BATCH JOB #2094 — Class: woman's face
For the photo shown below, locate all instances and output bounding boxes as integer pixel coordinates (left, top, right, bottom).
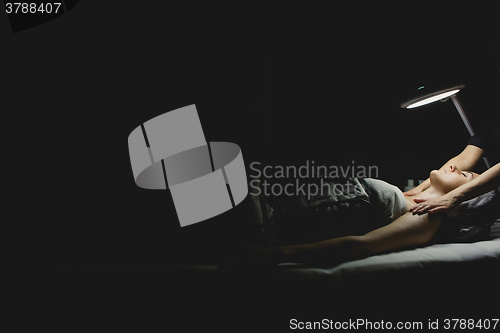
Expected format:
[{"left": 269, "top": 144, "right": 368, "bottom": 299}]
[{"left": 429, "top": 164, "right": 478, "bottom": 193}]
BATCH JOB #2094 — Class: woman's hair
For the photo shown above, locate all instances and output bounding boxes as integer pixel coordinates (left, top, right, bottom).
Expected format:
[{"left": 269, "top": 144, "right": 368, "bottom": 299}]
[{"left": 436, "top": 189, "right": 499, "bottom": 243}]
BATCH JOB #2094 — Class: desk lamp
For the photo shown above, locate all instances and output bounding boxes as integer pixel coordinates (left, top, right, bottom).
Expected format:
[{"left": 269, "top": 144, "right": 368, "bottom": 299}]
[{"left": 400, "top": 84, "right": 491, "bottom": 169}]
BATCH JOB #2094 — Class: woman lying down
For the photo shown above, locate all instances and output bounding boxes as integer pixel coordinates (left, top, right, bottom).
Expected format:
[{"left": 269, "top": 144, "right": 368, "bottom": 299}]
[{"left": 246, "top": 164, "right": 498, "bottom": 265}]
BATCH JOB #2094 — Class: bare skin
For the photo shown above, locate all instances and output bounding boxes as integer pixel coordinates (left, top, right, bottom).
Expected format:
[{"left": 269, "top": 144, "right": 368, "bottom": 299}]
[
  {"left": 246, "top": 164, "right": 479, "bottom": 265},
  {"left": 404, "top": 145, "right": 484, "bottom": 197},
  {"left": 404, "top": 145, "right": 500, "bottom": 215},
  {"left": 411, "top": 163, "right": 499, "bottom": 215}
]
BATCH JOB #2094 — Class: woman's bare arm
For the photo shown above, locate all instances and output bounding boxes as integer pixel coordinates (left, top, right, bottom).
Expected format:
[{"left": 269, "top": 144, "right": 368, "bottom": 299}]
[{"left": 274, "top": 212, "right": 442, "bottom": 263}]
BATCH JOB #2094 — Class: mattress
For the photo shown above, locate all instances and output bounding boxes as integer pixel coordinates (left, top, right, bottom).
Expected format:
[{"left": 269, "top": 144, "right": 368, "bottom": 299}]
[
  {"left": 58, "top": 222, "right": 499, "bottom": 330},
  {"left": 103, "top": 232, "right": 499, "bottom": 325}
]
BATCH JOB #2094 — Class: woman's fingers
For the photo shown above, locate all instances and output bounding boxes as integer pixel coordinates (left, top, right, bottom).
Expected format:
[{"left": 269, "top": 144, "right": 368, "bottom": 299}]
[
  {"left": 411, "top": 202, "right": 431, "bottom": 215},
  {"left": 412, "top": 201, "right": 452, "bottom": 215},
  {"left": 410, "top": 198, "right": 430, "bottom": 214},
  {"left": 414, "top": 208, "right": 431, "bottom": 215},
  {"left": 411, "top": 193, "right": 456, "bottom": 215},
  {"left": 428, "top": 207, "right": 445, "bottom": 214}
]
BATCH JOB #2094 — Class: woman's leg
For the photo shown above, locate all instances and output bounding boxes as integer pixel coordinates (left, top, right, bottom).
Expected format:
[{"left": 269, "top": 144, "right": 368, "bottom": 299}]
[{"left": 253, "top": 212, "right": 442, "bottom": 264}]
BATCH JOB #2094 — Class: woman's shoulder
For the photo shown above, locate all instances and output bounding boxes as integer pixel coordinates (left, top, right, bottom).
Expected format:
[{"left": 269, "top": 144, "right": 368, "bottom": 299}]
[{"left": 363, "top": 178, "right": 402, "bottom": 194}]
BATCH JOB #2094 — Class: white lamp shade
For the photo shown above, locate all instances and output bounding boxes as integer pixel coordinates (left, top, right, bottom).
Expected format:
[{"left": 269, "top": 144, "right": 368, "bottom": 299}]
[{"left": 400, "top": 84, "right": 465, "bottom": 109}]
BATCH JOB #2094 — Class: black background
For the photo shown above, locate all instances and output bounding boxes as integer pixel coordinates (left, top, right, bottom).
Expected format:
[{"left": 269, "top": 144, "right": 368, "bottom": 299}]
[{"left": 3, "top": 2, "right": 499, "bottom": 265}]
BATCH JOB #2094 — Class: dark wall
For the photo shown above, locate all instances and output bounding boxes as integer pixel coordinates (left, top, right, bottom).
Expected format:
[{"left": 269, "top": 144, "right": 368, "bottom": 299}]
[{"left": 3, "top": 3, "right": 498, "bottom": 263}]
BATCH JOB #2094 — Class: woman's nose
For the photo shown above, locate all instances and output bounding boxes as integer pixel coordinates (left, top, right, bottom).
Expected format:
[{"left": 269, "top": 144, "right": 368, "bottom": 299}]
[{"left": 449, "top": 164, "right": 455, "bottom": 172}]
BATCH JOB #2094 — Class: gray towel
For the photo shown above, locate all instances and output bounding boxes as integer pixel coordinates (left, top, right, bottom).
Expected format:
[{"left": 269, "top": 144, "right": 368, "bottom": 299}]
[{"left": 363, "top": 178, "right": 408, "bottom": 224}]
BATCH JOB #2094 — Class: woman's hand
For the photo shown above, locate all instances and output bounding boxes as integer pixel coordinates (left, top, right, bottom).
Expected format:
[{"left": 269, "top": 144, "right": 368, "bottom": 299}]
[{"left": 410, "top": 193, "right": 457, "bottom": 215}]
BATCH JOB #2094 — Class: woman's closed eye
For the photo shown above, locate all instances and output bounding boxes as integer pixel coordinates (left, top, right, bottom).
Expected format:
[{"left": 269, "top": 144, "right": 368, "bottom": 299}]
[{"left": 462, "top": 171, "right": 474, "bottom": 178}]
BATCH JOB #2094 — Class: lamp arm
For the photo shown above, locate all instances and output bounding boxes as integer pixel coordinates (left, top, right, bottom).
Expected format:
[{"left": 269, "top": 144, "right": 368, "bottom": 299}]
[{"left": 451, "top": 95, "right": 475, "bottom": 136}]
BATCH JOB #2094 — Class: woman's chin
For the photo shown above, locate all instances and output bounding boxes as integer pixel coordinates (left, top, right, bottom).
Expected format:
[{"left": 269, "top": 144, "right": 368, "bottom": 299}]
[{"left": 429, "top": 170, "right": 442, "bottom": 188}]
